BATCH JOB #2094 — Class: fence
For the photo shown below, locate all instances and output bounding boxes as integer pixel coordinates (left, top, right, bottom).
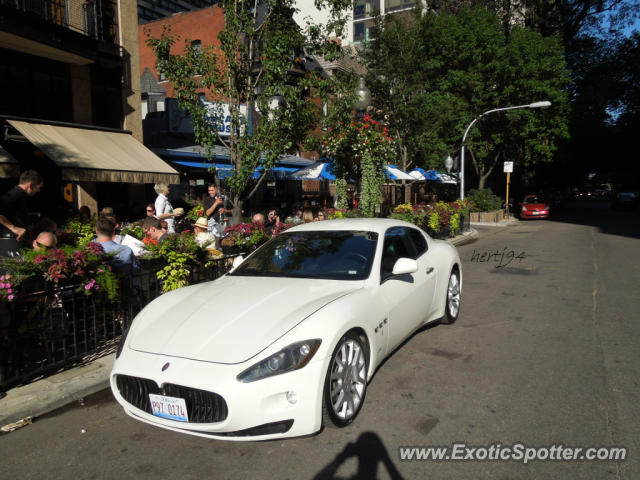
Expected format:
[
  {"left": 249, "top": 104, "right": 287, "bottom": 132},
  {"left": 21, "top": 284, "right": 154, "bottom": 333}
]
[{"left": 0, "top": 256, "right": 237, "bottom": 392}]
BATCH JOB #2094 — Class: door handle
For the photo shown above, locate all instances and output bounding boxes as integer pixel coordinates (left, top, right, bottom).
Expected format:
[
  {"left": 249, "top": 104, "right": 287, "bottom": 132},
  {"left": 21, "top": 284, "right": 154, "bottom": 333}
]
[{"left": 426, "top": 267, "right": 434, "bottom": 274}]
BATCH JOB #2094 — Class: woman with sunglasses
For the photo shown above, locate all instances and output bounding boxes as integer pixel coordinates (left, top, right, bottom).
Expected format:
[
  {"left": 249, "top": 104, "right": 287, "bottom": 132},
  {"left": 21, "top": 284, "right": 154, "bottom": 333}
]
[{"left": 145, "top": 204, "right": 156, "bottom": 217}]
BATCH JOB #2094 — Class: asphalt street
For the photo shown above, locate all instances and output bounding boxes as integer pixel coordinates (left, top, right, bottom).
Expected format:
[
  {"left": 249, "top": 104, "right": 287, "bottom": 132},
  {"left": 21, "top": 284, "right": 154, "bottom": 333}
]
[{"left": 1, "top": 200, "right": 638, "bottom": 480}]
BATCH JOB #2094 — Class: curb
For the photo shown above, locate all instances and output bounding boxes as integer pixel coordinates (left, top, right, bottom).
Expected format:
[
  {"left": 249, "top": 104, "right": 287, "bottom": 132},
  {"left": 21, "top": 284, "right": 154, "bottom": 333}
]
[
  {"left": 470, "top": 218, "right": 520, "bottom": 228},
  {"left": 0, "top": 354, "right": 115, "bottom": 428},
  {"left": 448, "top": 228, "right": 479, "bottom": 247}
]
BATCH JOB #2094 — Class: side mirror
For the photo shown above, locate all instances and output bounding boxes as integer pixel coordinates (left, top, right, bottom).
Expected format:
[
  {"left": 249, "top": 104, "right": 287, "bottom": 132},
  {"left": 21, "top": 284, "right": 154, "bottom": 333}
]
[{"left": 392, "top": 258, "right": 418, "bottom": 276}]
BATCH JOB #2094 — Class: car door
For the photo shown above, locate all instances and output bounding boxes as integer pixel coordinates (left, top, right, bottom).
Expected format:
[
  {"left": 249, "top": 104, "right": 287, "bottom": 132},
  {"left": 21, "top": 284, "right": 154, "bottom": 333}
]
[{"left": 378, "top": 226, "right": 437, "bottom": 350}]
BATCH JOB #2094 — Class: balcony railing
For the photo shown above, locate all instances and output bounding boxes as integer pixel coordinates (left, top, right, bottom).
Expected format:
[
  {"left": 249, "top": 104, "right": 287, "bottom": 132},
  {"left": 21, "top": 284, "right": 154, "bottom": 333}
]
[{"left": 0, "top": 0, "right": 118, "bottom": 43}]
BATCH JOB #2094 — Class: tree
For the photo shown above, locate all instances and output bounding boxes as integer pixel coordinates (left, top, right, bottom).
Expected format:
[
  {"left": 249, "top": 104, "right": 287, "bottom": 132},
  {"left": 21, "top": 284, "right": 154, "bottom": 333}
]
[
  {"left": 362, "top": 6, "right": 570, "bottom": 190},
  {"left": 146, "top": 0, "right": 351, "bottom": 223}
]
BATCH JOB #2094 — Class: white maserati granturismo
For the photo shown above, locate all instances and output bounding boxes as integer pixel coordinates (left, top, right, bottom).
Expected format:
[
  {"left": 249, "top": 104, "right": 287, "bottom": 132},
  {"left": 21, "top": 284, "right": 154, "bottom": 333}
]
[{"left": 110, "top": 218, "right": 462, "bottom": 440}]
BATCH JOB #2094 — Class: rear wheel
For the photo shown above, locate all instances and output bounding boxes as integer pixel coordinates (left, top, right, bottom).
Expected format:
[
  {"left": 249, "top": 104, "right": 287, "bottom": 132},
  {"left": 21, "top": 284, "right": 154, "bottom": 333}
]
[
  {"left": 441, "top": 268, "right": 461, "bottom": 325},
  {"left": 322, "top": 332, "right": 368, "bottom": 428}
]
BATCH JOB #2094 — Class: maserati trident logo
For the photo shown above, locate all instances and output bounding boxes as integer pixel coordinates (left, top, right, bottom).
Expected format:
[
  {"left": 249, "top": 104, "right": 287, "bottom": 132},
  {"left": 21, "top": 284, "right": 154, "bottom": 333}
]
[{"left": 161, "top": 362, "right": 170, "bottom": 372}]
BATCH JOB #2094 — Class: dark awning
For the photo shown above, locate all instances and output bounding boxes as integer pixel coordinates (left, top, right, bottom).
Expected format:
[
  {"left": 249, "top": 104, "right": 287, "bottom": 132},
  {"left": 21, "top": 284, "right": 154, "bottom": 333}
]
[
  {"left": 7, "top": 119, "right": 179, "bottom": 184},
  {"left": 0, "top": 145, "right": 19, "bottom": 177}
]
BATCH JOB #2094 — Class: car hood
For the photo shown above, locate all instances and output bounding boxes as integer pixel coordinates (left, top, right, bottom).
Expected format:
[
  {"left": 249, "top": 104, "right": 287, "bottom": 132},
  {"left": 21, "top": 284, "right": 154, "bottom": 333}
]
[{"left": 128, "top": 275, "right": 361, "bottom": 364}]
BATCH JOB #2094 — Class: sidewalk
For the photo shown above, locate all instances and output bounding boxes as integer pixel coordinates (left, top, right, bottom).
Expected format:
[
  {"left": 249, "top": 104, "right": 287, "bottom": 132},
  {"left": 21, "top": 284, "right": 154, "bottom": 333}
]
[
  {"left": 470, "top": 216, "right": 520, "bottom": 228},
  {"left": 0, "top": 228, "right": 480, "bottom": 430}
]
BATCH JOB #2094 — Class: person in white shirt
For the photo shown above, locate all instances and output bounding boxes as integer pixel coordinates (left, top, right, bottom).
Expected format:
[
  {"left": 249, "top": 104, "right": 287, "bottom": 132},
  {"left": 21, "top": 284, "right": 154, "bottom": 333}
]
[{"left": 154, "top": 183, "right": 182, "bottom": 233}]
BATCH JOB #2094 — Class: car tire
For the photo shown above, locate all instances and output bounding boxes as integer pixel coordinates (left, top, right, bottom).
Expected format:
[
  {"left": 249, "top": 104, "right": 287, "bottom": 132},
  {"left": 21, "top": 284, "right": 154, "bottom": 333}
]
[
  {"left": 322, "top": 332, "right": 368, "bottom": 428},
  {"left": 440, "top": 268, "right": 461, "bottom": 325}
]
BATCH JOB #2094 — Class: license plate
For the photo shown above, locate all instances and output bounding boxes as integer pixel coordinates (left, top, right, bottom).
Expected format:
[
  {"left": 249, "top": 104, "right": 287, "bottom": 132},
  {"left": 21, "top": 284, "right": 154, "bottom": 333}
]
[
  {"left": 532, "top": 211, "right": 540, "bottom": 215},
  {"left": 149, "top": 394, "right": 189, "bottom": 422}
]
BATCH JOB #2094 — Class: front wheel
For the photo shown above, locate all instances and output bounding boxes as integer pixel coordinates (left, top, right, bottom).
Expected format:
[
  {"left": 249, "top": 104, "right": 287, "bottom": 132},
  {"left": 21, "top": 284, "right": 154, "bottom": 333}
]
[
  {"left": 322, "top": 332, "right": 368, "bottom": 428},
  {"left": 440, "top": 268, "right": 461, "bottom": 325}
]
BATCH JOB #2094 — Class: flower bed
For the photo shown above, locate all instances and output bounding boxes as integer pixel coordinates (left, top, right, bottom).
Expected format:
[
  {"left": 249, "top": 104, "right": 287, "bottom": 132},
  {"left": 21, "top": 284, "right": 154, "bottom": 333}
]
[{"left": 388, "top": 200, "right": 471, "bottom": 238}]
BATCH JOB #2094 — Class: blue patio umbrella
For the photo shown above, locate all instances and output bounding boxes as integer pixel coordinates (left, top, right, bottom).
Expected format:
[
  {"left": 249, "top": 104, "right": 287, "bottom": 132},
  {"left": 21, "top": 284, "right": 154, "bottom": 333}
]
[
  {"left": 385, "top": 164, "right": 415, "bottom": 181},
  {"left": 173, "top": 160, "right": 234, "bottom": 178},
  {"left": 408, "top": 168, "right": 441, "bottom": 181},
  {"left": 290, "top": 160, "right": 336, "bottom": 180}
]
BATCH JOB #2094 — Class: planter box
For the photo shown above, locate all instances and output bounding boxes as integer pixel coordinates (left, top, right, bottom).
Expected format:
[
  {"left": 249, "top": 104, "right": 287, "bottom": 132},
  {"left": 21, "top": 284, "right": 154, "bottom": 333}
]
[{"left": 470, "top": 209, "right": 504, "bottom": 223}]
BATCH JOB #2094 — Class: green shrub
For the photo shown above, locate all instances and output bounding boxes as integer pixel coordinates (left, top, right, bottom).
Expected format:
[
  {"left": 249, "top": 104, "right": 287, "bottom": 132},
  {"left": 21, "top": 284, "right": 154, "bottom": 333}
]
[{"left": 467, "top": 188, "right": 502, "bottom": 212}]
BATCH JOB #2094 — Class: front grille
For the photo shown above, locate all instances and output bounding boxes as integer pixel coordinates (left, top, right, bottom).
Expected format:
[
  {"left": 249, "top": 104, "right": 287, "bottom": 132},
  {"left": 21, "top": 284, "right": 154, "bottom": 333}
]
[{"left": 115, "top": 374, "right": 228, "bottom": 423}]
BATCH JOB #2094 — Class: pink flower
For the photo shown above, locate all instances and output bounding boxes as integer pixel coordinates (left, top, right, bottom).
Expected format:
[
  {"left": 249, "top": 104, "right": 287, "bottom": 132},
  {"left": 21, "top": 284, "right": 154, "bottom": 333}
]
[{"left": 7, "top": 295, "right": 14, "bottom": 301}]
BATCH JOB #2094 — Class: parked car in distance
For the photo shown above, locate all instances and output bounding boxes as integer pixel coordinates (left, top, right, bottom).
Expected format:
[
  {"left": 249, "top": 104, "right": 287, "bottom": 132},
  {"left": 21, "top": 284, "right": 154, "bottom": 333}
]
[
  {"left": 110, "top": 218, "right": 462, "bottom": 441},
  {"left": 519, "top": 195, "right": 551, "bottom": 219},
  {"left": 612, "top": 192, "right": 638, "bottom": 210}
]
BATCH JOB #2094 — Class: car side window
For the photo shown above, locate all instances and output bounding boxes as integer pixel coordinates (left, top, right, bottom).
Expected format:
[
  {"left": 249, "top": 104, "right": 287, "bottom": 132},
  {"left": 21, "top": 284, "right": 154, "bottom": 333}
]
[
  {"left": 407, "top": 228, "right": 428, "bottom": 256},
  {"left": 381, "top": 227, "right": 414, "bottom": 281}
]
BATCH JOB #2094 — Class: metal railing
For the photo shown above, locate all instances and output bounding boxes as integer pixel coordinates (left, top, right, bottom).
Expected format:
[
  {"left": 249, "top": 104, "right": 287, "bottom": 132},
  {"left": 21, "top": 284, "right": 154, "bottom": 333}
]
[
  {"left": 0, "top": 0, "right": 118, "bottom": 43},
  {"left": 0, "top": 256, "right": 238, "bottom": 392}
]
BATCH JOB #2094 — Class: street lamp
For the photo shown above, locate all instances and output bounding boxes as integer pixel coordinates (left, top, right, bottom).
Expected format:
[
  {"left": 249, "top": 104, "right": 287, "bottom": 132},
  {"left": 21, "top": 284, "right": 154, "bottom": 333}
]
[
  {"left": 445, "top": 155, "right": 453, "bottom": 173},
  {"left": 354, "top": 75, "right": 371, "bottom": 117},
  {"left": 459, "top": 101, "right": 551, "bottom": 200}
]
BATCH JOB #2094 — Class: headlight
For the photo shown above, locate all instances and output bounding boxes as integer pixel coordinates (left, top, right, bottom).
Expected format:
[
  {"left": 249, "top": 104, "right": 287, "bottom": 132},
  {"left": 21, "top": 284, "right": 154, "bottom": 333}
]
[
  {"left": 237, "top": 339, "right": 321, "bottom": 383},
  {"left": 521, "top": 206, "right": 527, "bottom": 212}
]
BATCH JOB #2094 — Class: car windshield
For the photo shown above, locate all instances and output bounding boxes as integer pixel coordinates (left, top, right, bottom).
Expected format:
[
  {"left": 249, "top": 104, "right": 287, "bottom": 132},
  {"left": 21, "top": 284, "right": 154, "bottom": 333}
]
[
  {"left": 229, "top": 230, "right": 378, "bottom": 280},
  {"left": 524, "top": 196, "right": 546, "bottom": 204}
]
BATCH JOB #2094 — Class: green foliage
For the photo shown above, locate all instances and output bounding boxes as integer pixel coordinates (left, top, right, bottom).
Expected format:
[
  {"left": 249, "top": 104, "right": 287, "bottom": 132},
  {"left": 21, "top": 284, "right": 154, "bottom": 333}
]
[
  {"left": 120, "top": 224, "right": 144, "bottom": 240},
  {"left": 323, "top": 115, "right": 396, "bottom": 217},
  {"left": 146, "top": 234, "right": 199, "bottom": 293},
  {"left": 0, "top": 241, "right": 119, "bottom": 301},
  {"left": 388, "top": 200, "right": 470, "bottom": 237},
  {"left": 362, "top": 5, "right": 570, "bottom": 189},
  {"left": 334, "top": 178, "right": 349, "bottom": 211},
  {"left": 65, "top": 219, "right": 95, "bottom": 246},
  {"left": 467, "top": 188, "right": 503, "bottom": 212},
  {"left": 389, "top": 203, "right": 418, "bottom": 224},
  {"left": 146, "top": 0, "right": 353, "bottom": 224}
]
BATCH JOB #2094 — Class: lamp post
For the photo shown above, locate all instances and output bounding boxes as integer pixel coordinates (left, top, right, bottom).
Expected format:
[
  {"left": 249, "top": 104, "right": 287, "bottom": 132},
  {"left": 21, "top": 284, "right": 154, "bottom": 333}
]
[
  {"left": 445, "top": 155, "right": 453, "bottom": 173},
  {"left": 354, "top": 75, "right": 371, "bottom": 118},
  {"left": 459, "top": 101, "right": 551, "bottom": 200}
]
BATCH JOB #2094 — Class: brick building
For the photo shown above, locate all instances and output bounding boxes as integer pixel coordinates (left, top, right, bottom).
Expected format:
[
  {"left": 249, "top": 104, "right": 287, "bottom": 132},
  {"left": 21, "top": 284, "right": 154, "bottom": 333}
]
[{"left": 137, "top": 5, "right": 333, "bottom": 213}]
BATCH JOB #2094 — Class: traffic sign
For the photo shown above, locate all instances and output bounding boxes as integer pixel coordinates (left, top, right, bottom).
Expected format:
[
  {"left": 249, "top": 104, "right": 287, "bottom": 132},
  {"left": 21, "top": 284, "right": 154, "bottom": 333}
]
[{"left": 504, "top": 161, "right": 514, "bottom": 173}]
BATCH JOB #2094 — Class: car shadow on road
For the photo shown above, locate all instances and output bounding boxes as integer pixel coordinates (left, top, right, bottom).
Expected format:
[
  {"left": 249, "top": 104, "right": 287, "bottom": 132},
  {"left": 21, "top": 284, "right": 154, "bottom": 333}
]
[{"left": 313, "top": 431, "right": 404, "bottom": 480}]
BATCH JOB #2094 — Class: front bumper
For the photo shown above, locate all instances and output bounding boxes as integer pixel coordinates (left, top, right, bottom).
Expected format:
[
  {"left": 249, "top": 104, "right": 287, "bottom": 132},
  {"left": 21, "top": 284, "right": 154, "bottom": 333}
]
[
  {"left": 110, "top": 348, "right": 328, "bottom": 441},
  {"left": 520, "top": 210, "right": 550, "bottom": 219}
]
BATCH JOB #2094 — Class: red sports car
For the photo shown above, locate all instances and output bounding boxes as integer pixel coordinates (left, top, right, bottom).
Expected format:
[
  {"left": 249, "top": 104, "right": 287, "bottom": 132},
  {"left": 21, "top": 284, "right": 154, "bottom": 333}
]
[{"left": 519, "top": 195, "right": 551, "bottom": 219}]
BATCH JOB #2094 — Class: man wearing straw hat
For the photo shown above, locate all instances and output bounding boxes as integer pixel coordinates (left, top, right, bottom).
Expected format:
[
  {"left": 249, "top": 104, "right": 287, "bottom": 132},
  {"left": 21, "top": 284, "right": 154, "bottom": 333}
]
[{"left": 192, "top": 217, "right": 216, "bottom": 248}]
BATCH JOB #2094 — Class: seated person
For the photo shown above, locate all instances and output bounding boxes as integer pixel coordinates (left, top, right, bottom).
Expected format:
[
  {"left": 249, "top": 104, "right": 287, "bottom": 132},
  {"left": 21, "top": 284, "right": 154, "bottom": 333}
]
[
  {"left": 32, "top": 231, "right": 57, "bottom": 252},
  {"left": 142, "top": 217, "right": 169, "bottom": 244},
  {"left": 252, "top": 212, "right": 265, "bottom": 225},
  {"left": 96, "top": 217, "right": 139, "bottom": 276},
  {"left": 192, "top": 217, "right": 216, "bottom": 248},
  {"left": 264, "top": 209, "right": 282, "bottom": 235}
]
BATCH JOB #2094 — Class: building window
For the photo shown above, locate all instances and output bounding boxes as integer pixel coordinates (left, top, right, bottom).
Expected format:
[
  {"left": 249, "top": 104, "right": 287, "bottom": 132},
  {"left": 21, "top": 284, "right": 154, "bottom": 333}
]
[
  {"left": 191, "top": 40, "right": 202, "bottom": 53},
  {"left": 353, "top": 0, "right": 380, "bottom": 20},
  {"left": 353, "top": 20, "right": 376, "bottom": 43},
  {"left": 385, "top": 0, "right": 416, "bottom": 13}
]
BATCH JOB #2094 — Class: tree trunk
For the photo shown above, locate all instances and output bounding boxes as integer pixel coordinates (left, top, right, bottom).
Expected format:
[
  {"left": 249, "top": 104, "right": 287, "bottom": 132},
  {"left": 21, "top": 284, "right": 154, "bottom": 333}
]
[{"left": 230, "top": 196, "right": 244, "bottom": 225}]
